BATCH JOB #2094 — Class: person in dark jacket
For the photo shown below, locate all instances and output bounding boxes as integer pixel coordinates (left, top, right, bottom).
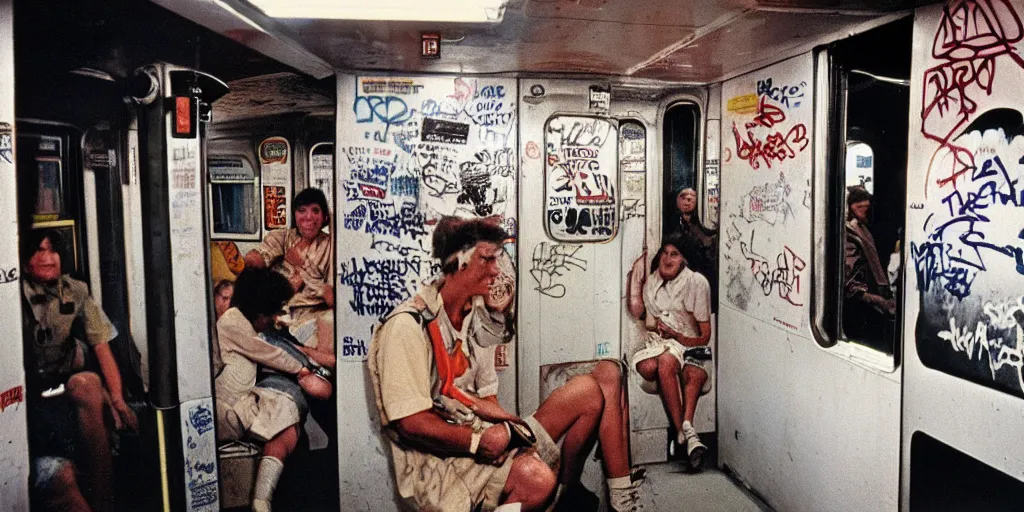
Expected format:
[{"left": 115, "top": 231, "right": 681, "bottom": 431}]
[
  {"left": 673, "top": 188, "right": 718, "bottom": 313},
  {"left": 843, "top": 186, "right": 895, "bottom": 351}
]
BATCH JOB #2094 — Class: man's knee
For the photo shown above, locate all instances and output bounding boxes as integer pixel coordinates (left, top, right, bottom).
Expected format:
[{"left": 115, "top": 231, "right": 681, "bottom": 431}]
[
  {"left": 569, "top": 375, "right": 605, "bottom": 417},
  {"left": 507, "top": 455, "right": 557, "bottom": 505},
  {"left": 66, "top": 372, "right": 104, "bottom": 409},
  {"left": 591, "top": 361, "right": 622, "bottom": 395}
]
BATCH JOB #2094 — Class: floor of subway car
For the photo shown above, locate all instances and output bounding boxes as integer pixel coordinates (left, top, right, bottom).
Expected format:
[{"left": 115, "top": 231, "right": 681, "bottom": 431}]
[{"left": 636, "top": 463, "right": 772, "bottom": 511}]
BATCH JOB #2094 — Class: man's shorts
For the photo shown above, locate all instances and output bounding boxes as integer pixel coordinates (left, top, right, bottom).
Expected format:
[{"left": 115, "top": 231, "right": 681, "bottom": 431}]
[{"left": 393, "top": 414, "right": 559, "bottom": 512}]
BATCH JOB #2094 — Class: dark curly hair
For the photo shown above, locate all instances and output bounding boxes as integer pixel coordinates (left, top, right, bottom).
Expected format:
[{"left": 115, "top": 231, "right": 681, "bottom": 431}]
[
  {"left": 22, "top": 229, "right": 69, "bottom": 272},
  {"left": 231, "top": 268, "right": 294, "bottom": 322},
  {"left": 293, "top": 187, "right": 331, "bottom": 229},
  {"left": 432, "top": 216, "right": 508, "bottom": 275}
]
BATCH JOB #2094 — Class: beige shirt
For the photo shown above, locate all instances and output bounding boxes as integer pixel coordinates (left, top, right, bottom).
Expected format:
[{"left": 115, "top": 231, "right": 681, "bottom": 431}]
[
  {"left": 214, "top": 307, "right": 304, "bottom": 408},
  {"left": 23, "top": 276, "right": 117, "bottom": 377},
  {"left": 254, "top": 228, "right": 333, "bottom": 317}
]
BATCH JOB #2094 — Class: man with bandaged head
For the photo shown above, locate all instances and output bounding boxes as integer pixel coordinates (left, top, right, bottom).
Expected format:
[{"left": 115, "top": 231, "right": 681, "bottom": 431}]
[{"left": 368, "top": 216, "right": 646, "bottom": 512}]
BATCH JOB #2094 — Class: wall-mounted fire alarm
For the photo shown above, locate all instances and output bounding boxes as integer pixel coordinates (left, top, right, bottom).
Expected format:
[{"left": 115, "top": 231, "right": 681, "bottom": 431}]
[{"left": 421, "top": 33, "right": 441, "bottom": 59}]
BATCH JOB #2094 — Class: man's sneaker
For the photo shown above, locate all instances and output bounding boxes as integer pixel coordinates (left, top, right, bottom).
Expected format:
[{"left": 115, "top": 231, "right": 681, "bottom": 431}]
[
  {"left": 682, "top": 423, "right": 707, "bottom": 470},
  {"left": 630, "top": 466, "right": 647, "bottom": 485},
  {"left": 553, "top": 482, "right": 599, "bottom": 512},
  {"left": 608, "top": 477, "right": 644, "bottom": 512}
]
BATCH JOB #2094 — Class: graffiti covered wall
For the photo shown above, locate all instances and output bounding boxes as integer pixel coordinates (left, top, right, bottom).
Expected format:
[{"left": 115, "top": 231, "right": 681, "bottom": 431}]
[
  {"left": 719, "top": 56, "right": 813, "bottom": 331},
  {"left": 335, "top": 75, "right": 519, "bottom": 509},
  {"left": 908, "top": 0, "right": 1024, "bottom": 398}
]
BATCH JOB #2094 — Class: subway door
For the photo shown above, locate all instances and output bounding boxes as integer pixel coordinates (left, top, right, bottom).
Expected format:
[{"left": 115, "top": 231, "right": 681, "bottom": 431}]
[
  {"left": 518, "top": 80, "right": 622, "bottom": 495},
  {"left": 335, "top": 74, "right": 520, "bottom": 510},
  {"left": 625, "top": 89, "right": 719, "bottom": 465},
  {"left": 0, "top": 0, "right": 28, "bottom": 506},
  {"left": 902, "top": 2, "right": 1024, "bottom": 509},
  {"left": 135, "top": 63, "right": 228, "bottom": 512}
]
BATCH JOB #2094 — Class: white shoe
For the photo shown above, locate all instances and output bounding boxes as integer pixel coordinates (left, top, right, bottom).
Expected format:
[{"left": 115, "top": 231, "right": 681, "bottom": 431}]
[
  {"left": 682, "top": 423, "right": 707, "bottom": 470},
  {"left": 608, "top": 475, "right": 644, "bottom": 512},
  {"left": 252, "top": 499, "right": 272, "bottom": 512}
]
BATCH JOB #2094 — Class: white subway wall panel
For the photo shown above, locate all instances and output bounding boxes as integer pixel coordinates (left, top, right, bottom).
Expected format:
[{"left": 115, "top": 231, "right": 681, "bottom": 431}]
[
  {"left": 717, "top": 53, "right": 900, "bottom": 511},
  {"left": 335, "top": 73, "right": 520, "bottom": 510},
  {"left": 901, "top": 2, "right": 1024, "bottom": 506},
  {"left": 0, "top": 0, "right": 28, "bottom": 507}
]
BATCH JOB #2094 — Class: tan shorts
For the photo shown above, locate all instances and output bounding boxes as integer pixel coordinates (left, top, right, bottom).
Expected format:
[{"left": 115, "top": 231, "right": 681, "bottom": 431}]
[{"left": 392, "top": 414, "right": 560, "bottom": 512}]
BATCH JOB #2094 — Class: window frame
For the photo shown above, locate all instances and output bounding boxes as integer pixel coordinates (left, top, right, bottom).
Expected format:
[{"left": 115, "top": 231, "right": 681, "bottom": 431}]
[
  {"left": 810, "top": 46, "right": 902, "bottom": 373},
  {"left": 542, "top": 113, "right": 620, "bottom": 243},
  {"left": 308, "top": 142, "right": 335, "bottom": 215},
  {"left": 207, "top": 153, "right": 261, "bottom": 241}
]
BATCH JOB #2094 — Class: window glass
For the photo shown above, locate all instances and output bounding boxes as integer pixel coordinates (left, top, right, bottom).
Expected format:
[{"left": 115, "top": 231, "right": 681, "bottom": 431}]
[
  {"left": 309, "top": 142, "right": 334, "bottom": 215},
  {"left": 544, "top": 115, "right": 618, "bottom": 242},
  {"left": 814, "top": 18, "right": 910, "bottom": 359},
  {"left": 845, "top": 141, "right": 874, "bottom": 193},
  {"left": 35, "top": 157, "right": 63, "bottom": 218},
  {"left": 619, "top": 121, "right": 646, "bottom": 223},
  {"left": 662, "top": 103, "right": 700, "bottom": 239},
  {"left": 209, "top": 156, "right": 259, "bottom": 238}
]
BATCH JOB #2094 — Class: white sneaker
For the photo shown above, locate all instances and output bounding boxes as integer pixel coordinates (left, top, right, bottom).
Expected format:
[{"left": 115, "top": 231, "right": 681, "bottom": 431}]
[
  {"left": 682, "top": 423, "right": 707, "bottom": 470},
  {"left": 608, "top": 474, "right": 645, "bottom": 512}
]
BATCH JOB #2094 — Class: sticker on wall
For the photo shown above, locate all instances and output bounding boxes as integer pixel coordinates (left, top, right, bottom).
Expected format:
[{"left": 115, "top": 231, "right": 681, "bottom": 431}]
[
  {"left": 181, "top": 397, "right": 219, "bottom": 511},
  {"left": 495, "top": 344, "right": 509, "bottom": 370},
  {"left": 619, "top": 121, "right": 646, "bottom": 172},
  {"left": 589, "top": 85, "right": 611, "bottom": 114},
  {"left": 0, "top": 122, "right": 13, "bottom": 165},
  {"left": 259, "top": 136, "right": 291, "bottom": 230},
  {"left": 726, "top": 94, "right": 758, "bottom": 114},
  {"left": 422, "top": 118, "right": 470, "bottom": 145},
  {"left": 263, "top": 186, "right": 287, "bottom": 229}
]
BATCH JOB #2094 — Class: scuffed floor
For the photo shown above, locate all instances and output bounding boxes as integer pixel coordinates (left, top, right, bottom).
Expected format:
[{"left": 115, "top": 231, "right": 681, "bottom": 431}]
[{"left": 632, "top": 464, "right": 772, "bottom": 511}]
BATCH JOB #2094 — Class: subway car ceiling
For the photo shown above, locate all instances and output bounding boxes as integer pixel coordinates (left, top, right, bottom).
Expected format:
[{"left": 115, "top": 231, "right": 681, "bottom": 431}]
[
  {"left": 154, "top": 0, "right": 918, "bottom": 82},
  {"left": 14, "top": 0, "right": 303, "bottom": 126}
]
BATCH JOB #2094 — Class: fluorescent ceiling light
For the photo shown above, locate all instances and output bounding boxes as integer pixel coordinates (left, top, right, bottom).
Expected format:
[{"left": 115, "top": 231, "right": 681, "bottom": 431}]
[{"left": 247, "top": 0, "right": 507, "bottom": 23}]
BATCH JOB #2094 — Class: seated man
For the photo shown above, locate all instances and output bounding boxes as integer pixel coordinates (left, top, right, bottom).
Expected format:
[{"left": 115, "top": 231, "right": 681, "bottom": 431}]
[
  {"left": 21, "top": 230, "right": 138, "bottom": 512},
  {"left": 843, "top": 186, "right": 896, "bottom": 351},
  {"left": 244, "top": 188, "right": 335, "bottom": 368},
  {"left": 215, "top": 268, "right": 332, "bottom": 512},
  {"left": 369, "top": 216, "right": 644, "bottom": 512}
]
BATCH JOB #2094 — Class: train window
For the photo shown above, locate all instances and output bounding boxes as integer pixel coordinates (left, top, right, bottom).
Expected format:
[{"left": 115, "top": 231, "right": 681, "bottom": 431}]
[
  {"left": 813, "top": 18, "right": 911, "bottom": 359},
  {"left": 662, "top": 103, "right": 701, "bottom": 239},
  {"left": 845, "top": 141, "right": 874, "bottom": 193},
  {"left": 209, "top": 155, "right": 260, "bottom": 239},
  {"left": 544, "top": 115, "right": 619, "bottom": 242},
  {"left": 309, "top": 142, "right": 334, "bottom": 215},
  {"left": 619, "top": 120, "right": 646, "bottom": 223}
]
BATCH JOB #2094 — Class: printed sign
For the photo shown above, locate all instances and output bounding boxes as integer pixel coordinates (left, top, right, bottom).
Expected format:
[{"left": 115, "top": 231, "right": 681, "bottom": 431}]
[
  {"left": 263, "top": 186, "right": 287, "bottom": 229},
  {"left": 727, "top": 94, "right": 758, "bottom": 114},
  {"left": 421, "top": 118, "right": 469, "bottom": 145},
  {"left": 589, "top": 85, "right": 611, "bottom": 113},
  {"left": 259, "top": 137, "right": 289, "bottom": 164},
  {"left": 259, "top": 136, "right": 291, "bottom": 230}
]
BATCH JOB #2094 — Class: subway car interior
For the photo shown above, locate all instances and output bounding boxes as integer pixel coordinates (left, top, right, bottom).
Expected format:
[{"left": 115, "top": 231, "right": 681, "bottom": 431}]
[{"left": 0, "top": 0, "right": 1021, "bottom": 511}]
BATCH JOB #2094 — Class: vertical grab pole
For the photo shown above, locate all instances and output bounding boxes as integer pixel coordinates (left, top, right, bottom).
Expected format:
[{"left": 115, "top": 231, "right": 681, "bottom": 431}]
[{"left": 135, "top": 64, "right": 228, "bottom": 512}]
